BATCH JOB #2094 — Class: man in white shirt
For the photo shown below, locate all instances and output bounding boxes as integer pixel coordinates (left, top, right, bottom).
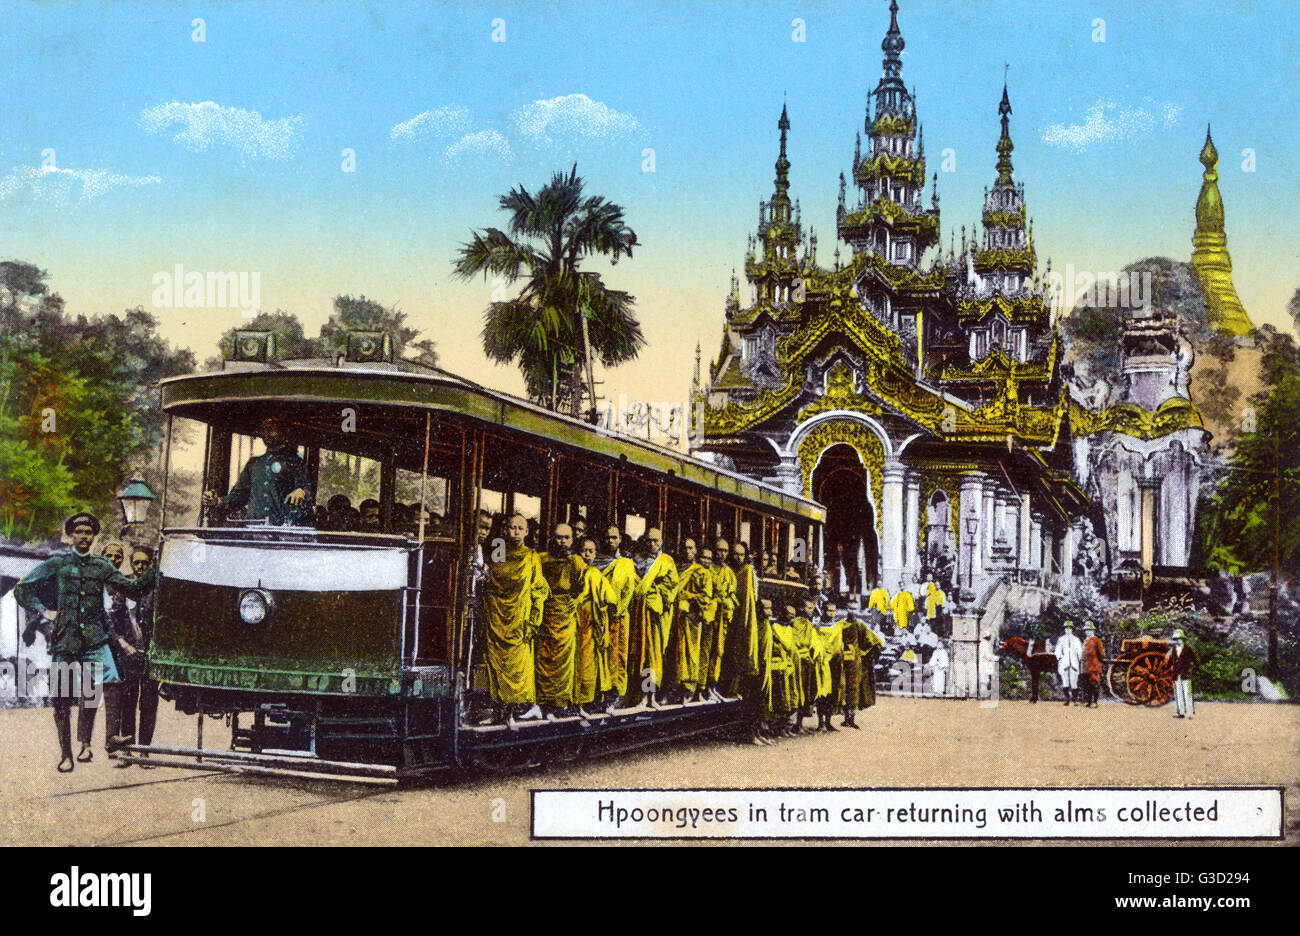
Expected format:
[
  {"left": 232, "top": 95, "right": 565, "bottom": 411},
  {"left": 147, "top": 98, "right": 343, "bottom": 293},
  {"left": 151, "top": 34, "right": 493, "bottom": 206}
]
[{"left": 1054, "top": 620, "right": 1084, "bottom": 706}]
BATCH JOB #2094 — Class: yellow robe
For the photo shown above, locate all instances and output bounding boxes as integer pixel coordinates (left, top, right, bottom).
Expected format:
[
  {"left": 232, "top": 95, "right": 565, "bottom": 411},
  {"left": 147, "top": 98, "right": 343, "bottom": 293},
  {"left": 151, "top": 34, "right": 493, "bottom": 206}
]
[
  {"left": 628, "top": 552, "right": 678, "bottom": 699},
  {"left": 536, "top": 553, "right": 587, "bottom": 708},
  {"left": 483, "top": 545, "right": 548, "bottom": 704},
  {"left": 768, "top": 622, "right": 799, "bottom": 716},
  {"left": 708, "top": 564, "right": 737, "bottom": 685},
  {"left": 574, "top": 565, "right": 616, "bottom": 706},
  {"left": 667, "top": 563, "right": 714, "bottom": 692},
  {"left": 790, "top": 616, "right": 818, "bottom": 705},
  {"left": 721, "top": 563, "right": 760, "bottom": 695},
  {"left": 891, "top": 590, "right": 915, "bottom": 630},
  {"left": 925, "top": 587, "right": 945, "bottom": 620},
  {"left": 600, "top": 556, "right": 639, "bottom": 695},
  {"left": 813, "top": 621, "right": 843, "bottom": 702},
  {"left": 860, "top": 625, "right": 884, "bottom": 708},
  {"left": 868, "top": 588, "right": 890, "bottom": 613}
]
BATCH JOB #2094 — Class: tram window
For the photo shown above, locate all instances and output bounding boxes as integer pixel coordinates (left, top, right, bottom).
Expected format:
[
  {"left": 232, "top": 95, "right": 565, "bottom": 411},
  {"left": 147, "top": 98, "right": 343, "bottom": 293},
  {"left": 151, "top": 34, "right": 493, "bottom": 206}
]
[
  {"left": 554, "top": 455, "right": 611, "bottom": 539},
  {"left": 315, "top": 451, "right": 383, "bottom": 531},
  {"left": 159, "top": 417, "right": 208, "bottom": 527},
  {"left": 616, "top": 471, "right": 659, "bottom": 548},
  {"left": 739, "top": 510, "right": 765, "bottom": 572},
  {"left": 394, "top": 468, "right": 451, "bottom": 538},
  {"left": 706, "top": 498, "right": 736, "bottom": 546},
  {"left": 665, "top": 488, "right": 700, "bottom": 557},
  {"left": 624, "top": 514, "right": 647, "bottom": 542},
  {"left": 480, "top": 488, "right": 507, "bottom": 515},
  {"left": 515, "top": 494, "right": 542, "bottom": 520}
]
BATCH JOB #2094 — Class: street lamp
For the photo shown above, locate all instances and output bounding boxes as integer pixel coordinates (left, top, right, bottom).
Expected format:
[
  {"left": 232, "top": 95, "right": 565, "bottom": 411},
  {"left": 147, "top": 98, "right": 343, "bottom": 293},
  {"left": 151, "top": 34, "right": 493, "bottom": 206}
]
[{"left": 117, "top": 478, "right": 158, "bottom": 526}]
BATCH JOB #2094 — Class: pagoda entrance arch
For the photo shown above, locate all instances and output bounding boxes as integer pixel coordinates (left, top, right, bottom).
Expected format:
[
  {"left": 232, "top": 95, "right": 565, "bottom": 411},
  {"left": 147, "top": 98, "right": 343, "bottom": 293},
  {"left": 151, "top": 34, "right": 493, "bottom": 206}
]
[{"left": 798, "top": 420, "right": 886, "bottom": 596}]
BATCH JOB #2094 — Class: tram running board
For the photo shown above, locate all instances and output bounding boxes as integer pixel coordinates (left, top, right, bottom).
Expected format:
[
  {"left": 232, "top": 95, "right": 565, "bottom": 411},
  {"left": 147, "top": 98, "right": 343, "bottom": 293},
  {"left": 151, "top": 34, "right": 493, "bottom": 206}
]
[{"left": 111, "top": 743, "right": 400, "bottom": 784}]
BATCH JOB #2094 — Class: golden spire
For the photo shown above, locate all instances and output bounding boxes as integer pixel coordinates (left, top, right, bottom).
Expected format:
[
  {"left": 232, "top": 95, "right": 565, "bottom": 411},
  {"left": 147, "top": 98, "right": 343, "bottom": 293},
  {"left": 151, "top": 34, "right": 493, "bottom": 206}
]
[{"left": 1191, "top": 125, "right": 1252, "bottom": 337}]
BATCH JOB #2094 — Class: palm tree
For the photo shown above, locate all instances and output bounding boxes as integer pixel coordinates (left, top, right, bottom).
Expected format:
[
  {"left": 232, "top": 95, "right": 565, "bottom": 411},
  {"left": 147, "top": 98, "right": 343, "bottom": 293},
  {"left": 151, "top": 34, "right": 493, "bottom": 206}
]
[{"left": 453, "top": 165, "right": 644, "bottom": 416}]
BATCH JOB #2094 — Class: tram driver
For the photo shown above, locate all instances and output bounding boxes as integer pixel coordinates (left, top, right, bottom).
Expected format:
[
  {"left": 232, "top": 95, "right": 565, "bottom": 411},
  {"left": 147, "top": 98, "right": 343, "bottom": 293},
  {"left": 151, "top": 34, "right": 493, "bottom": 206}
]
[{"left": 202, "top": 417, "right": 314, "bottom": 526}]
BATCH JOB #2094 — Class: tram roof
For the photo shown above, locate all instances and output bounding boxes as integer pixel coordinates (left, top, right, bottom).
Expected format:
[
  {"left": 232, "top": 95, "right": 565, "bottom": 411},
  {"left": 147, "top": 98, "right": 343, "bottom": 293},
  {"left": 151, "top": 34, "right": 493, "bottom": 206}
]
[{"left": 159, "top": 358, "right": 826, "bottom": 522}]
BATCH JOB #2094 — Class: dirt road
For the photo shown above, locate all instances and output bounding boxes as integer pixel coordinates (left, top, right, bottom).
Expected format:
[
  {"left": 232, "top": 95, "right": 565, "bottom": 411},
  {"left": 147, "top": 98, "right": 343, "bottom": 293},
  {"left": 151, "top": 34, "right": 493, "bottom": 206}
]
[{"left": 1, "top": 697, "right": 1294, "bottom": 845}]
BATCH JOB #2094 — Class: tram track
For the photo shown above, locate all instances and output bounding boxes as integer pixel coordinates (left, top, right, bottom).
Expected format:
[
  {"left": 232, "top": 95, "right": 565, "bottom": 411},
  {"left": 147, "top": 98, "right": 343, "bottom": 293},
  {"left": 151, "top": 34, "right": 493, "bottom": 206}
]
[{"left": 96, "top": 780, "right": 394, "bottom": 847}]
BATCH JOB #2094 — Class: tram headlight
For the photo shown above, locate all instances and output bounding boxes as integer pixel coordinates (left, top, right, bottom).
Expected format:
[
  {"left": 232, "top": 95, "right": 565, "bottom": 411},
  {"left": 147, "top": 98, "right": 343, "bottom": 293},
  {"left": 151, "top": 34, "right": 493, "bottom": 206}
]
[{"left": 238, "top": 589, "right": 273, "bottom": 624}]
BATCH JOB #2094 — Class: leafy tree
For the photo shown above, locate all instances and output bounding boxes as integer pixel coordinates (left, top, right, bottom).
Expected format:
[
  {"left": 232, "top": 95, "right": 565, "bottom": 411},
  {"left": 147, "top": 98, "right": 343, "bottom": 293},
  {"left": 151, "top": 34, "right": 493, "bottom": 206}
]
[
  {"left": 1288, "top": 284, "right": 1300, "bottom": 333},
  {"left": 0, "top": 263, "right": 195, "bottom": 543},
  {"left": 452, "top": 165, "right": 644, "bottom": 415},
  {"left": 1194, "top": 326, "right": 1300, "bottom": 577}
]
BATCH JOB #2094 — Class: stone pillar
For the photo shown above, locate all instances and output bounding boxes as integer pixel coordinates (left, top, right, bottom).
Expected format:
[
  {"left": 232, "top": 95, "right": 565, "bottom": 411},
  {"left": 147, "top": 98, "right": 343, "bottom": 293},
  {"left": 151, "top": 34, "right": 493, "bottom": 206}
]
[
  {"left": 1139, "top": 478, "right": 1159, "bottom": 573},
  {"left": 1019, "top": 491, "right": 1032, "bottom": 569},
  {"left": 881, "top": 461, "right": 906, "bottom": 587},
  {"left": 818, "top": 525, "right": 825, "bottom": 579},
  {"left": 960, "top": 473, "right": 985, "bottom": 585},
  {"left": 904, "top": 470, "right": 921, "bottom": 580},
  {"left": 981, "top": 478, "right": 997, "bottom": 568},
  {"left": 1030, "top": 516, "right": 1043, "bottom": 570},
  {"left": 1063, "top": 521, "right": 1078, "bottom": 582}
]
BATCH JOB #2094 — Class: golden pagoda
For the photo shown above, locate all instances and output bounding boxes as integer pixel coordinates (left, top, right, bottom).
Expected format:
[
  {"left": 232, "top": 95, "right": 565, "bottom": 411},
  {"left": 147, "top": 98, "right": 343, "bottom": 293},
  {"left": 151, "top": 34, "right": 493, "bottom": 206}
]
[{"left": 1190, "top": 126, "right": 1253, "bottom": 337}]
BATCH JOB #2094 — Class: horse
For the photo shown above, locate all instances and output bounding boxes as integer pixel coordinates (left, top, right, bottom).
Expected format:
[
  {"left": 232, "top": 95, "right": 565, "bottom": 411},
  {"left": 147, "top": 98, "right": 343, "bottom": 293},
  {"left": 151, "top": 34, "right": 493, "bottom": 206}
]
[{"left": 994, "top": 636, "right": 1058, "bottom": 703}]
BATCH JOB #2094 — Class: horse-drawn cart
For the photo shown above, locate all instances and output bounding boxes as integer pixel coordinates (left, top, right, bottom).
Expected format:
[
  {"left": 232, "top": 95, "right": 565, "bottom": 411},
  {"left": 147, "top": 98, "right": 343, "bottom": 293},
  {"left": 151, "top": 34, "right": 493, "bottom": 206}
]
[{"left": 1105, "top": 637, "right": 1175, "bottom": 706}]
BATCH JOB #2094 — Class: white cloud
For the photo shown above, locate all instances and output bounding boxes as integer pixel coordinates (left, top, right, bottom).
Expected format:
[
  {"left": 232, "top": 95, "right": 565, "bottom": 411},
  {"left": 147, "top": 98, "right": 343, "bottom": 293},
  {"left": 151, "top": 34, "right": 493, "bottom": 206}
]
[
  {"left": 0, "top": 164, "right": 162, "bottom": 202},
  {"left": 511, "top": 94, "right": 639, "bottom": 145},
  {"left": 139, "top": 101, "right": 305, "bottom": 160},
  {"left": 443, "top": 129, "right": 513, "bottom": 165},
  {"left": 390, "top": 105, "right": 473, "bottom": 142},
  {"left": 1041, "top": 97, "right": 1183, "bottom": 153}
]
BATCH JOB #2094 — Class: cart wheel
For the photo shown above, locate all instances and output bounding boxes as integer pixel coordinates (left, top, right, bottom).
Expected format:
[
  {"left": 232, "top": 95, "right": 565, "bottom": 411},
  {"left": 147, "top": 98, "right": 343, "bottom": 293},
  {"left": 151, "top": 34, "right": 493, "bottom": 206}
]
[
  {"left": 1127, "top": 652, "right": 1172, "bottom": 706},
  {"left": 1106, "top": 662, "right": 1137, "bottom": 704}
]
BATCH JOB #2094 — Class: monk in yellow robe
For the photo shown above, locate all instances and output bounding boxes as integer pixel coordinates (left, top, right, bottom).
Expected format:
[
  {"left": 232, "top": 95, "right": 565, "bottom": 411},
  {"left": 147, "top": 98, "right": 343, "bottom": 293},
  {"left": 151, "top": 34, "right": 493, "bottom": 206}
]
[
  {"left": 483, "top": 513, "right": 549, "bottom": 724},
  {"left": 719, "top": 542, "right": 759, "bottom": 700},
  {"left": 537, "top": 524, "right": 588, "bottom": 715},
  {"left": 813, "top": 602, "right": 844, "bottom": 731},
  {"left": 839, "top": 613, "right": 867, "bottom": 728},
  {"left": 706, "top": 538, "right": 737, "bottom": 698},
  {"left": 573, "top": 537, "right": 617, "bottom": 716},
  {"left": 890, "top": 580, "right": 915, "bottom": 631},
  {"left": 789, "top": 600, "right": 819, "bottom": 731},
  {"left": 859, "top": 620, "right": 885, "bottom": 711},
  {"left": 599, "top": 526, "right": 639, "bottom": 712},
  {"left": 747, "top": 598, "right": 777, "bottom": 744},
  {"left": 626, "top": 528, "right": 678, "bottom": 708},
  {"left": 667, "top": 543, "right": 715, "bottom": 702},
  {"left": 925, "top": 581, "right": 945, "bottom": 622},
  {"left": 769, "top": 605, "right": 802, "bottom": 736},
  {"left": 868, "top": 583, "right": 891, "bottom": 633}
]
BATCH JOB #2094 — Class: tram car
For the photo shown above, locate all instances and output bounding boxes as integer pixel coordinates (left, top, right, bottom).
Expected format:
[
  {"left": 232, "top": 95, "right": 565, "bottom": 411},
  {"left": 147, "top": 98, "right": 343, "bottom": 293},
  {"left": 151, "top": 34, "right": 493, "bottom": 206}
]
[{"left": 118, "top": 332, "right": 825, "bottom": 782}]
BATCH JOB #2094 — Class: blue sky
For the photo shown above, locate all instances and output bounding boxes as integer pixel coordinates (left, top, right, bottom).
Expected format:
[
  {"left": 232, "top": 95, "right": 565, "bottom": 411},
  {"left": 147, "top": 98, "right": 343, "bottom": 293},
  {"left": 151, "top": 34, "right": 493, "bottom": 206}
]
[{"left": 2, "top": 0, "right": 1297, "bottom": 409}]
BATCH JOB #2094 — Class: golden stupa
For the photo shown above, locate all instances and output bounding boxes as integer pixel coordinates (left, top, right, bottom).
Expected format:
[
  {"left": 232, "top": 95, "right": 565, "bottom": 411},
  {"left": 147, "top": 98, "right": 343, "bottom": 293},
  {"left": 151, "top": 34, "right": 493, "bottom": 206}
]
[{"left": 1190, "top": 126, "right": 1253, "bottom": 337}]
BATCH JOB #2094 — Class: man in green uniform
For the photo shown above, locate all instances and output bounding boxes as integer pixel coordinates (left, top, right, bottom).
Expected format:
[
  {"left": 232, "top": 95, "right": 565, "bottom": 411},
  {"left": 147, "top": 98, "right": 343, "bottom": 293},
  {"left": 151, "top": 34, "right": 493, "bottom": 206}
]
[
  {"left": 202, "top": 417, "right": 313, "bottom": 526},
  {"left": 15, "top": 513, "right": 158, "bottom": 772}
]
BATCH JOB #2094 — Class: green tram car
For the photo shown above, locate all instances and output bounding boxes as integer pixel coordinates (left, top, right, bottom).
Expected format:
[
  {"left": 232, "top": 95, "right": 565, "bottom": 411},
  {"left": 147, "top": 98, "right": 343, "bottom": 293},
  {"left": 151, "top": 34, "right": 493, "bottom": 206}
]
[{"left": 123, "top": 340, "right": 825, "bottom": 782}]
